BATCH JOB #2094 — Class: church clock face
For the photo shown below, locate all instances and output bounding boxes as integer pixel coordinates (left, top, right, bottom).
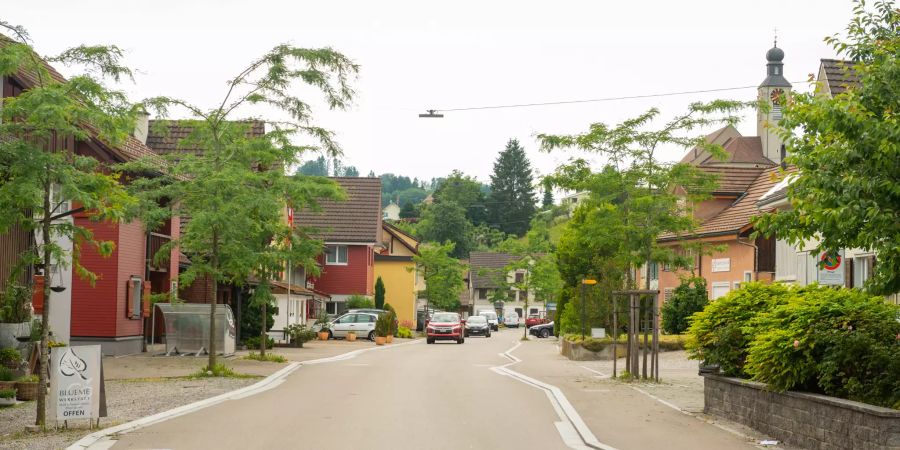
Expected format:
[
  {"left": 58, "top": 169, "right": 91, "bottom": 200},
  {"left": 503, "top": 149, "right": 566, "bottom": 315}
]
[{"left": 770, "top": 88, "right": 785, "bottom": 103}]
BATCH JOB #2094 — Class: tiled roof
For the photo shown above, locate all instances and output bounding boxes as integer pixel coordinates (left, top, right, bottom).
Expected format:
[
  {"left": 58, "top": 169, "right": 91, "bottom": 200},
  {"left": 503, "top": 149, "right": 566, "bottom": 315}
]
[
  {"left": 680, "top": 126, "right": 740, "bottom": 164},
  {"left": 146, "top": 120, "right": 266, "bottom": 155},
  {"left": 661, "top": 166, "right": 784, "bottom": 241},
  {"left": 382, "top": 222, "right": 419, "bottom": 254},
  {"left": 698, "top": 166, "right": 769, "bottom": 194},
  {"left": 0, "top": 35, "right": 161, "bottom": 165},
  {"left": 820, "top": 59, "right": 860, "bottom": 96},
  {"left": 469, "top": 252, "right": 517, "bottom": 288},
  {"left": 295, "top": 177, "right": 382, "bottom": 244},
  {"left": 695, "top": 137, "right": 775, "bottom": 167}
]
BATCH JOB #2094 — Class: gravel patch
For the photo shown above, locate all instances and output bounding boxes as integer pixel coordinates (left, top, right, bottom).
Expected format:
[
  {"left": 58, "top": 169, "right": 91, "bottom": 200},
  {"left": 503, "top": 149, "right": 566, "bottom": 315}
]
[{"left": 0, "top": 376, "right": 257, "bottom": 450}]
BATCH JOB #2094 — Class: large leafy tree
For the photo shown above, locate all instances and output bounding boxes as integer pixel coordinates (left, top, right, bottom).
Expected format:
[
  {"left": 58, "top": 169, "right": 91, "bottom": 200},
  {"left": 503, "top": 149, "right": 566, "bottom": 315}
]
[
  {"left": 412, "top": 242, "right": 465, "bottom": 312},
  {"left": 433, "top": 170, "right": 488, "bottom": 224},
  {"left": 753, "top": 0, "right": 900, "bottom": 294},
  {"left": 417, "top": 201, "right": 472, "bottom": 258},
  {"left": 127, "top": 44, "right": 356, "bottom": 371},
  {"left": 297, "top": 155, "right": 329, "bottom": 176},
  {"left": 0, "top": 25, "right": 139, "bottom": 426},
  {"left": 487, "top": 139, "right": 536, "bottom": 236}
]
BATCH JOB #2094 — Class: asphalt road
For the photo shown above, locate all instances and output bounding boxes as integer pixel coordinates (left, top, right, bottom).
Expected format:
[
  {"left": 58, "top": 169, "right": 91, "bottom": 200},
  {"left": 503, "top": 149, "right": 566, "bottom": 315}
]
[{"left": 110, "top": 330, "right": 575, "bottom": 450}]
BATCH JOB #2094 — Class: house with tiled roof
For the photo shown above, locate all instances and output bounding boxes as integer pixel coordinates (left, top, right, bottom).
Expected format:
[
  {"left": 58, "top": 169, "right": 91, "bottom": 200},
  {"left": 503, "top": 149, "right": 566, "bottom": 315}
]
[
  {"left": 467, "top": 251, "right": 544, "bottom": 321},
  {"left": 373, "top": 222, "right": 421, "bottom": 326},
  {"left": 0, "top": 37, "right": 180, "bottom": 355},
  {"left": 648, "top": 44, "right": 792, "bottom": 302},
  {"left": 296, "top": 177, "right": 383, "bottom": 316}
]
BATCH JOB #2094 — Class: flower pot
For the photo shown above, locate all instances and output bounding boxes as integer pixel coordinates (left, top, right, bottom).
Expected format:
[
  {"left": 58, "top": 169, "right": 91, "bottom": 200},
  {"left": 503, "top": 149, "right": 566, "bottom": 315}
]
[
  {"left": 375, "top": 336, "right": 386, "bottom": 346},
  {"left": 15, "top": 382, "right": 38, "bottom": 401},
  {"left": 386, "top": 335, "right": 393, "bottom": 344},
  {"left": 346, "top": 333, "right": 357, "bottom": 342},
  {"left": 317, "top": 331, "right": 330, "bottom": 341}
]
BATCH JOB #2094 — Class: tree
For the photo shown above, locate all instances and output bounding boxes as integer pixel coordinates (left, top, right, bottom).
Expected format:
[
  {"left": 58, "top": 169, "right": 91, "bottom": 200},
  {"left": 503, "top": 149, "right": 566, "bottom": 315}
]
[
  {"left": 487, "top": 139, "right": 537, "bottom": 236},
  {"left": 128, "top": 44, "right": 356, "bottom": 371},
  {"left": 346, "top": 295, "right": 374, "bottom": 309},
  {"left": 753, "top": 1, "right": 900, "bottom": 294},
  {"left": 417, "top": 202, "right": 472, "bottom": 258},
  {"left": 411, "top": 242, "right": 465, "bottom": 312},
  {"left": 399, "top": 201, "right": 417, "bottom": 219},
  {"left": 661, "top": 277, "right": 708, "bottom": 334},
  {"left": 297, "top": 155, "right": 329, "bottom": 176},
  {"left": 433, "top": 170, "right": 487, "bottom": 224},
  {"left": 541, "top": 180, "right": 554, "bottom": 209},
  {"left": 0, "top": 26, "right": 140, "bottom": 426},
  {"left": 343, "top": 165, "right": 359, "bottom": 177},
  {"left": 374, "top": 276, "right": 385, "bottom": 309}
]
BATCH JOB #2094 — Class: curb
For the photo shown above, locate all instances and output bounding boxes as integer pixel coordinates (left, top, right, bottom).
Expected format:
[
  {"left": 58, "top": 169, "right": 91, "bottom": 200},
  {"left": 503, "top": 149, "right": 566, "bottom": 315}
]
[
  {"left": 68, "top": 339, "right": 421, "bottom": 450},
  {"left": 492, "top": 341, "right": 619, "bottom": 450}
]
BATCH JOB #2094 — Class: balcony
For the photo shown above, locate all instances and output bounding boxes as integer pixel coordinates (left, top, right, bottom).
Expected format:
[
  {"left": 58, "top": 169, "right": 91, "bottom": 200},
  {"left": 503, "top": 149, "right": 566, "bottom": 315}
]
[{"left": 148, "top": 232, "right": 171, "bottom": 272}]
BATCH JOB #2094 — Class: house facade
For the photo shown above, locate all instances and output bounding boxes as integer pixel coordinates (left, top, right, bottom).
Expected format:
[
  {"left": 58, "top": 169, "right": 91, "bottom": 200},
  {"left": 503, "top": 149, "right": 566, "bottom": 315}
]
[
  {"left": 296, "top": 177, "right": 383, "bottom": 316},
  {"left": 382, "top": 202, "right": 401, "bottom": 221},
  {"left": 374, "top": 222, "right": 420, "bottom": 325},
  {"left": 467, "top": 251, "right": 542, "bottom": 320}
]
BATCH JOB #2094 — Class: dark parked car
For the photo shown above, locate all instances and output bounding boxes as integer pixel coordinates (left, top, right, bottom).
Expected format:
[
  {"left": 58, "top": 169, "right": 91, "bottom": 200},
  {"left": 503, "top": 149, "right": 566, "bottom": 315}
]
[
  {"left": 529, "top": 321, "right": 554, "bottom": 338},
  {"left": 426, "top": 312, "right": 465, "bottom": 344},
  {"left": 464, "top": 315, "right": 491, "bottom": 338}
]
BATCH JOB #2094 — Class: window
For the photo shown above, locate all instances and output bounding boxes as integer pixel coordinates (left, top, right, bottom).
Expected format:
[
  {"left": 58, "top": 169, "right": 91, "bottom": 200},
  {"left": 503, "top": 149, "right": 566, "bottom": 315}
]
[
  {"left": 772, "top": 105, "right": 783, "bottom": 120},
  {"left": 648, "top": 262, "right": 659, "bottom": 281},
  {"left": 663, "top": 288, "right": 674, "bottom": 302},
  {"left": 325, "top": 245, "right": 348, "bottom": 265},
  {"left": 478, "top": 289, "right": 487, "bottom": 300},
  {"left": 743, "top": 271, "right": 753, "bottom": 282},
  {"left": 515, "top": 272, "right": 524, "bottom": 283},
  {"left": 711, "top": 282, "right": 730, "bottom": 299},
  {"left": 337, "top": 314, "right": 355, "bottom": 324},
  {"left": 853, "top": 256, "right": 874, "bottom": 289},
  {"left": 127, "top": 276, "right": 143, "bottom": 319}
]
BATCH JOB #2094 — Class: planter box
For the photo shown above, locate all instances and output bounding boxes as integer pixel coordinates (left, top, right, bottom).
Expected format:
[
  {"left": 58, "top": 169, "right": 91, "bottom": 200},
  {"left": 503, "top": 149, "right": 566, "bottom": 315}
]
[
  {"left": 703, "top": 374, "right": 900, "bottom": 450},
  {"left": 559, "top": 338, "right": 625, "bottom": 361}
]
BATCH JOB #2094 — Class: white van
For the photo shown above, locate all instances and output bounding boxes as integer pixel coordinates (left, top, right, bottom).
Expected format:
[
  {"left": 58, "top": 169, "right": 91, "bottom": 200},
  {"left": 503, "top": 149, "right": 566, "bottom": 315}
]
[
  {"left": 477, "top": 310, "right": 499, "bottom": 331},
  {"left": 503, "top": 312, "right": 520, "bottom": 328}
]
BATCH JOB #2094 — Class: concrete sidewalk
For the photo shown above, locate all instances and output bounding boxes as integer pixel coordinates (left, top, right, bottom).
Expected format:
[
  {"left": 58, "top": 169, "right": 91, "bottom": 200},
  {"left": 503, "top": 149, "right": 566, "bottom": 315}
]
[
  {"left": 104, "top": 338, "right": 409, "bottom": 379},
  {"left": 510, "top": 337, "right": 787, "bottom": 450}
]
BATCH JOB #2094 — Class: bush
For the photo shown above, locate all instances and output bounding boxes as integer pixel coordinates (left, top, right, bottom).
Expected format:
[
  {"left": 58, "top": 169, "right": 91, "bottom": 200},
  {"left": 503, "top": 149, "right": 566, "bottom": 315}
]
[
  {"left": 686, "top": 282, "right": 793, "bottom": 377},
  {"left": 558, "top": 302, "right": 579, "bottom": 335},
  {"left": 285, "top": 324, "right": 316, "bottom": 347},
  {"left": 662, "top": 277, "right": 708, "bottom": 334},
  {"left": 244, "top": 336, "right": 274, "bottom": 350},
  {"left": 346, "top": 295, "right": 374, "bottom": 310},
  {"left": 244, "top": 352, "right": 287, "bottom": 363},
  {"left": 0, "top": 388, "right": 15, "bottom": 399},
  {"left": 743, "top": 286, "right": 900, "bottom": 408},
  {"left": 396, "top": 326, "right": 413, "bottom": 339},
  {"left": 16, "top": 374, "right": 38, "bottom": 383},
  {"left": 375, "top": 312, "right": 392, "bottom": 337},
  {"left": 0, "top": 348, "right": 20, "bottom": 367},
  {"left": 0, "top": 366, "right": 13, "bottom": 382}
]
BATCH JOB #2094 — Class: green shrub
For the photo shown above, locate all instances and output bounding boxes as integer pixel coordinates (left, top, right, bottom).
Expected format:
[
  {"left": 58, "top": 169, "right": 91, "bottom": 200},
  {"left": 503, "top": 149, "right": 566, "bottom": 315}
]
[
  {"left": 189, "top": 363, "right": 256, "bottom": 379},
  {"left": 243, "top": 352, "right": 287, "bottom": 363},
  {"left": 16, "top": 374, "right": 38, "bottom": 383},
  {"left": 396, "top": 326, "right": 413, "bottom": 339},
  {"left": 383, "top": 303, "right": 398, "bottom": 335},
  {"left": 0, "top": 366, "right": 13, "bottom": 382},
  {"left": 662, "top": 277, "right": 708, "bottom": 334},
  {"left": 375, "top": 312, "right": 392, "bottom": 337},
  {"left": 564, "top": 333, "right": 686, "bottom": 352},
  {"left": 0, "top": 348, "right": 20, "bottom": 366},
  {"left": 558, "top": 302, "right": 579, "bottom": 335},
  {"left": 244, "top": 336, "right": 274, "bottom": 350},
  {"left": 346, "top": 295, "right": 374, "bottom": 309},
  {"left": 285, "top": 324, "right": 317, "bottom": 347},
  {"left": 686, "top": 282, "right": 793, "bottom": 377},
  {"left": 0, "top": 388, "right": 16, "bottom": 399},
  {"left": 744, "top": 286, "right": 900, "bottom": 408}
]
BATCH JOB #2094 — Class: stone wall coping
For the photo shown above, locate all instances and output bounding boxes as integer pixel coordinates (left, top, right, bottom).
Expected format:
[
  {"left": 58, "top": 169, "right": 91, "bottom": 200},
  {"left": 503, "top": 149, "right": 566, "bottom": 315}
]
[{"left": 703, "top": 374, "right": 900, "bottom": 418}]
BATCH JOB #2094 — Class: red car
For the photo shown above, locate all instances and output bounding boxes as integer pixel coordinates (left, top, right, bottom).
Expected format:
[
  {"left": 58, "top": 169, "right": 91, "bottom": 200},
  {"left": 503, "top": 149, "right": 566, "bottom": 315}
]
[
  {"left": 426, "top": 312, "right": 465, "bottom": 344},
  {"left": 525, "top": 315, "right": 549, "bottom": 328}
]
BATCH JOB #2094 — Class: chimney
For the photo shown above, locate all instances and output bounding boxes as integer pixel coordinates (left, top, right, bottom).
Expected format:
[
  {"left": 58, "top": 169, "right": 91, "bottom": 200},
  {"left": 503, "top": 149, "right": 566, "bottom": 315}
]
[{"left": 133, "top": 110, "right": 150, "bottom": 144}]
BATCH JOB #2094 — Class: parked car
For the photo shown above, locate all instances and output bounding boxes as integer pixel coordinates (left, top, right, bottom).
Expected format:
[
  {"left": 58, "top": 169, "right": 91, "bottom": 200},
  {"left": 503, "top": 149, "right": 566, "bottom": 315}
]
[
  {"left": 464, "top": 315, "right": 491, "bottom": 338},
  {"left": 478, "top": 311, "right": 499, "bottom": 331},
  {"left": 348, "top": 308, "right": 384, "bottom": 315},
  {"left": 529, "top": 322, "right": 554, "bottom": 338},
  {"left": 525, "top": 315, "right": 549, "bottom": 328},
  {"left": 322, "top": 312, "right": 378, "bottom": 341},
  {"left": 426, "top": 312, "right": 464, "bottom": 344},
  {"left": 503, "top": 312, "right": 520, "bottom": 328}
]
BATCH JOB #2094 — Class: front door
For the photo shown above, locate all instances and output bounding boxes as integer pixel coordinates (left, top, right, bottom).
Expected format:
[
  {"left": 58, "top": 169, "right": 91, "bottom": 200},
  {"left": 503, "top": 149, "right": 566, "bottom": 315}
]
[{"left": 711, "top": 282, "right": 730, "bottom": 300}]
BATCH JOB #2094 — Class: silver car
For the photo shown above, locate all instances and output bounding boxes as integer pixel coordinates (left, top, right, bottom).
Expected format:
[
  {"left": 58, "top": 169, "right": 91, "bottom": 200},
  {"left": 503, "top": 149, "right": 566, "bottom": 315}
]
[{"left": 326, "top": 312, "right": 378, "bottom": 341}]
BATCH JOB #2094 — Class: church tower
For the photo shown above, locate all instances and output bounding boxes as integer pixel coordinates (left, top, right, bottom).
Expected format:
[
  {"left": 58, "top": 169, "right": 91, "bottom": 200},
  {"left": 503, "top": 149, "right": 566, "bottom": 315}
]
[{"left": 757, "top": 42, "right": 792, "bottom": 164}]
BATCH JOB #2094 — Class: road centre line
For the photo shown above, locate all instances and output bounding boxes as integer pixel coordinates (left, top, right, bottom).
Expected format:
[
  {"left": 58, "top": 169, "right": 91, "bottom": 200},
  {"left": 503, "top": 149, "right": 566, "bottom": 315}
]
[
  {"left": 69, "top": 339, "right": 422, "bottom": 450},
  {"left": 491, "top": 341, "right": 619, "bottom": 450}
]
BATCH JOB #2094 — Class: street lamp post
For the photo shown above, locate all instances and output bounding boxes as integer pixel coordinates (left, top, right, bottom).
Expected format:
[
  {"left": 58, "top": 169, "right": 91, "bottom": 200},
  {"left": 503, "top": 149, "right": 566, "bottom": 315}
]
[{"left": 580, "top": 278, "right": 597, "bottom": 340}]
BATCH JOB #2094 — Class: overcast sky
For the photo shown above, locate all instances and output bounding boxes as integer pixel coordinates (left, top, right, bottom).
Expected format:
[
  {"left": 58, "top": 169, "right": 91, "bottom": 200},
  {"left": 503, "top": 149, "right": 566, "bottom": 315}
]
[{"left": 6, "top": 0, "right": 854, "bottom": 184}]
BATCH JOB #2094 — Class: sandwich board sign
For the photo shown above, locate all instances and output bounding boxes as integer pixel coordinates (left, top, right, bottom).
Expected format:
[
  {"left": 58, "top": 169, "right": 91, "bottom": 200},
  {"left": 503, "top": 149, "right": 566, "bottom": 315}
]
[
  {"left": 50, "top": 345, "right": 106, "bottom": 422},
  {"left": 817, "top": 251, "right": 845, "bottom": 286}
]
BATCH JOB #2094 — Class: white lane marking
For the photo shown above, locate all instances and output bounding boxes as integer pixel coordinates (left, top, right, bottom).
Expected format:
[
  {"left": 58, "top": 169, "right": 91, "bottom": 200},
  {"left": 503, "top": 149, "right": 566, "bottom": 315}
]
[
  {"left": 577, "top": 364, "right": 610, "bottom": 379},
  {"left": 70, "top": 339, "right": 422, "bottom": 450},
  {"left": 491, "top": 343, "right": 619, "bottom": 450}
]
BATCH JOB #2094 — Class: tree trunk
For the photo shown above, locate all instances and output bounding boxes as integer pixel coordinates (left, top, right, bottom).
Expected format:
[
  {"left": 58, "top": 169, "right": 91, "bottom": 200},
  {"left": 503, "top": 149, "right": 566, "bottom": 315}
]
[
  {"left": 260, "top": 301, "right": 267, "bottom": 357},
  {"left": 207, "top": 230, "right": 219, "bottom": 371},
  {"left": 35, "top": 178, "right": 51, "bottom": 427}
]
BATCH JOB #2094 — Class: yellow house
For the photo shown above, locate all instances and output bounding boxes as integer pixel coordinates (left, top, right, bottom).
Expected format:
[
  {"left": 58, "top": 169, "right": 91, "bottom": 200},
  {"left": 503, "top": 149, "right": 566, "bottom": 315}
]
[{"left": 374, "top": 222, "right": 420, "bottom": 326}]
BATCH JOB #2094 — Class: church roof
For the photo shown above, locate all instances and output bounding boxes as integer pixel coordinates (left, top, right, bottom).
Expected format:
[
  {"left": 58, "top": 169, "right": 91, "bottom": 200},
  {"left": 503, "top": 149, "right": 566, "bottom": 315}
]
[{"left": 819, "top": 59, "right": 860, "bottom": 96}]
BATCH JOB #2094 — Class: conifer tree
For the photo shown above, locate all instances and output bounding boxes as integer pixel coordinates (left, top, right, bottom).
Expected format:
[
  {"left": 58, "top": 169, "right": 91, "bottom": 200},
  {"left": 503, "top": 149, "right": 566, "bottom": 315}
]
[{"left": 487, "top": 139, "right": 536, "bottom": 236}]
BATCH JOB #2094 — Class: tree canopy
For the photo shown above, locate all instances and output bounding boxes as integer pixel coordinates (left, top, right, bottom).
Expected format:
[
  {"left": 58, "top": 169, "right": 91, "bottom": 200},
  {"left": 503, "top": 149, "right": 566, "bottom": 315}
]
[
  {"left": 412, "top": 242, "right": 465, "bottom": 311},
  {"left": 487, "top": 139, "right": 536, "bottom": 236}
]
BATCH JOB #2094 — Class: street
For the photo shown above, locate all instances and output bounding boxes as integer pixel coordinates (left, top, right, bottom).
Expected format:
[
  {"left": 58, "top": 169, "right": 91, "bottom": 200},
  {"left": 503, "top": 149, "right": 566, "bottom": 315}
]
[{"left": 106, "top": 330, "right": 759, "bottom": 450}]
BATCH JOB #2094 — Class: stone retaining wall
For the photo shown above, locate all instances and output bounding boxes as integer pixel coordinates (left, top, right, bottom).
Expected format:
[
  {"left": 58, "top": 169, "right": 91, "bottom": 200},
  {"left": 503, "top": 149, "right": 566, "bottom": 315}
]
[
  {"left": 559, "top": 338, "right": 625, "bottom": 361},
  {"left": 703, "top": 374, "right": 900, "bottom": 450}
]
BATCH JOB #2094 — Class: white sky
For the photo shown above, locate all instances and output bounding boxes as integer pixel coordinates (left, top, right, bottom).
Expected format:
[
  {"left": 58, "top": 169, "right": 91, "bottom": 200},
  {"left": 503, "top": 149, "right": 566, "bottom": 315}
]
[{"left": 6, "top": 0, "right": 853, "bottom": 184}]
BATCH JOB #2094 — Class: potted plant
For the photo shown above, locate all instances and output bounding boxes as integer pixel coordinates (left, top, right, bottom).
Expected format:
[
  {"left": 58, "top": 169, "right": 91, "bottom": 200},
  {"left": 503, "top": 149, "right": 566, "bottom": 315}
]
[
  {"left": 0, "top": 366, "right": 14, "bottom": 390},
  {"left": 315, "top": 315, "right": 332, "bottom": 341},
  {"left": 0, "top": 388, "right": 16, "bottom": 406},
  {"left": 0, "top": 284, "right": 32, "bottom": 350},
  {"left": 383, "top": 303, "right": 398, "bottom": 344},
  {"left": 346, "top": 330, "right": 357, "bottom": 342},
  {"left": 285, "top": 324, "right": 316, "bottom": 348},
  {"left": 0, "top": 348, "right": 20, "bottom": 370},
  {"left": 15, "top": 374, "right": 39, "bottom": 401},
  {"left": 374, "top": 313, "right": 391, "bottom": 346}
]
